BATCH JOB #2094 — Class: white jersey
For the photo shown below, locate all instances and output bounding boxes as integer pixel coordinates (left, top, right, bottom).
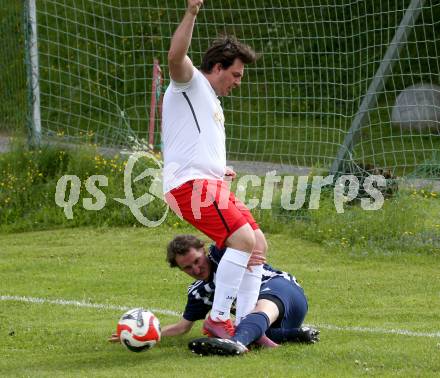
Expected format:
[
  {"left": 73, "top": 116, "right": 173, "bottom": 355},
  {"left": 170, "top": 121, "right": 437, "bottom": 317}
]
[{"left": 162, "top": 68, "right": 226, "bottom": 193}]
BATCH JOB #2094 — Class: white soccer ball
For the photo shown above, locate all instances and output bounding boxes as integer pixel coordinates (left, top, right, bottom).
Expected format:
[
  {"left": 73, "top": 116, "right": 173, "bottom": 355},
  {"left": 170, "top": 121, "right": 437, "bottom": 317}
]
[{"left": 116, "top": 308, "right": 161, "bottom": 352}]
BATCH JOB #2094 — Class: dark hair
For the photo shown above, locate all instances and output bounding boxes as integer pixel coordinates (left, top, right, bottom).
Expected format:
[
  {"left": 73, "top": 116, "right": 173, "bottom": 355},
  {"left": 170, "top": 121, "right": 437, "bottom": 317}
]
[
  {"left": 200, "top": 36, "right": 257, "bottom": 73},
  {"left": 166, "top": 235, "right": 205, "bottom": 268}
]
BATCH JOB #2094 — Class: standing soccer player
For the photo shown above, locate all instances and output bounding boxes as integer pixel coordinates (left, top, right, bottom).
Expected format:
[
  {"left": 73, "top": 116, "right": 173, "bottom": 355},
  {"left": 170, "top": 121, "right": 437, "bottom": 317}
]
[{"left": 162, "top": 0, "right": 267, "bottom": 339}]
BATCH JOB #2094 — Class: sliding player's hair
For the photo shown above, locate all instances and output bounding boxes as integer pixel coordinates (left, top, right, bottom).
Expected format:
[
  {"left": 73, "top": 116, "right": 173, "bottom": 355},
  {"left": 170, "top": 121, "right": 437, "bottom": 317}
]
[{"left": 166, "top": 234, "right": 205, "bottom": 267}]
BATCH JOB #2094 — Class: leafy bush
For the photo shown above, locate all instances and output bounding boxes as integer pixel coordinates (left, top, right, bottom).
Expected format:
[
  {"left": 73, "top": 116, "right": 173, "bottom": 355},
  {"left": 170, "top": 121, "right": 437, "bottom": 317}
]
[
  {"left": 289, "top": 190, "right": 440, "bottom": 254},
  {"left": 0, "top": 141, "right": 183, "bottom": 232}
]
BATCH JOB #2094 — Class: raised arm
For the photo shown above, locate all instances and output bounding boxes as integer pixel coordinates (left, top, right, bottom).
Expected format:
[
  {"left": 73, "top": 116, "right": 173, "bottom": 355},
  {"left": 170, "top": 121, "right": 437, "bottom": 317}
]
[{"left": 168, "top": 0, "right": 203, "bottom": 83}]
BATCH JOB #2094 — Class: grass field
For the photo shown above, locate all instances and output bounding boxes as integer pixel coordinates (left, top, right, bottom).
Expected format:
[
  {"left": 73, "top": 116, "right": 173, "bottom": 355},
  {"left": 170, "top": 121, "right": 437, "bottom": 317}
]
[{"left": 1, "top": 227, "right": 439, "bottom": 377}]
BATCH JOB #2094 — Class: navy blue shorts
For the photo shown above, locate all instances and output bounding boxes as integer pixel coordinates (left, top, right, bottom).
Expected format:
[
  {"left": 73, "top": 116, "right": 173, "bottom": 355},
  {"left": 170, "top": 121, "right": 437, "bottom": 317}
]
[{"left": 258, "top": 276, "right": 308, "bottom": 329}]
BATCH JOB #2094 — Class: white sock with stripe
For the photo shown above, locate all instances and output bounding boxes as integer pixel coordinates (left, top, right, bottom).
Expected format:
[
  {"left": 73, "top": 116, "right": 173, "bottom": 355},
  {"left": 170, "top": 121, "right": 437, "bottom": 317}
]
[
  {"left": 235, "top": 264, "right": 264, "bottom": 325},
  {"left": 210, "top": 247, "right": 250, "bottom": 321}
]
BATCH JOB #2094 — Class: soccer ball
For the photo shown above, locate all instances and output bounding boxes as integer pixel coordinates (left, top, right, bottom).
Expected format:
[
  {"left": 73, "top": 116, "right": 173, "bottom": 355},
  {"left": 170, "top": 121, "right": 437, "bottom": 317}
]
[{"left": 116, "top": 308, "right": 161, "bottom": 352}]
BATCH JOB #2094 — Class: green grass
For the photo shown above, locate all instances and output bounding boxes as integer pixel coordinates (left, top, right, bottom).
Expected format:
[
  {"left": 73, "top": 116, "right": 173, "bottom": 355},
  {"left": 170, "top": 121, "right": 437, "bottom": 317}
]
[{"left": 1, "top": 227, "right": 439, "bottom": 377}]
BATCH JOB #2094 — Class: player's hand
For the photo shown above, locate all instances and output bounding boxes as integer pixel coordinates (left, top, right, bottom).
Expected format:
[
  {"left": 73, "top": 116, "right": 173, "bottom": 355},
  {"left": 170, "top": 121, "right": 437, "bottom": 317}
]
[
  {"left": 187, "top": 0, "right": 203, "bottom": 15},
  {"left": 247, "top": 249, "right": 266, "bottom": 271},
  {"left": 224, "top": 167, "right": 237, "bottom": 181},
  {"left": 108, "top": 333, "right": 121, "bottom": 343}
]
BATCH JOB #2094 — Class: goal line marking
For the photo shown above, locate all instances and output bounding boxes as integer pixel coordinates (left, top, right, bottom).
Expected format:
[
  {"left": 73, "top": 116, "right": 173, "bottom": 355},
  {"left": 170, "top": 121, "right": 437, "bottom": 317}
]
[
  {"left": 0, "top": 294, "right": 180, "bottom": 317},
  {"left": 2, "top": 294, "right": 439, "bottom": 339}
]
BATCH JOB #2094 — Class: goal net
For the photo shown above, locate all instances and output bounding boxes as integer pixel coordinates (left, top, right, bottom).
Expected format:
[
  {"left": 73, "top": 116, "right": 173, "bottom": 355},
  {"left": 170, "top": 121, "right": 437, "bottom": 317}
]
[
  {"left": 0, "top": 1, "right": 27, "bottom": 133},
  {"left": 26, "top": 0, "right": 440, "bottom": 177}
]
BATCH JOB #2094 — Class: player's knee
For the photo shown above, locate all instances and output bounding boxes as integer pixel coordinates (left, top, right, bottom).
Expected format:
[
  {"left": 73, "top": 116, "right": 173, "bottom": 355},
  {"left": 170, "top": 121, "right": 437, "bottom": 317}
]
[
  {"left": 233, "top": 230, "right": 255, "bottom": 253},
  {"left": 253, "top": 299, "right": 279, "bottom": 325},
  {"left": 254, "top": 229, "right": 268, "bottom": 255},
  {"left": 226, "top": 224, "right": 256, "bottom": 253}
]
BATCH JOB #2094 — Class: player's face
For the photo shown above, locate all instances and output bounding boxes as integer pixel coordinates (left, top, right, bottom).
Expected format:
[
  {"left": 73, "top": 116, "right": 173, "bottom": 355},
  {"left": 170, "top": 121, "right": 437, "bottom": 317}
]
[
  {"left": 214, "top": 59, "right": 244, "bottom": 96},
  {"left": 175, "top": 247, "right": 211, "bottom": 281}
]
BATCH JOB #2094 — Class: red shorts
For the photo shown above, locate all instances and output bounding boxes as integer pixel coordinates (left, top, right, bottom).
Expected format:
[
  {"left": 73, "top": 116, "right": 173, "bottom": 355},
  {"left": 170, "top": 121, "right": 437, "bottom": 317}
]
[{"left": 165, "top": 179, "right": 259, "bottom": 248}]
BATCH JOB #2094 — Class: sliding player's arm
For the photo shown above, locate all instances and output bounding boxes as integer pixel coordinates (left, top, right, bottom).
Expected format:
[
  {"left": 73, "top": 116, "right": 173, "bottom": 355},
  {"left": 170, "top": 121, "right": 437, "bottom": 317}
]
[
  {"left": 168, "top": 0, "right": 203, "bottom": 83},
  {"left": 108, "top": 318, "right": 194, "bottom": 342},
  {"left": 161, "top": 318, "right": 194, "bottom": 336}
]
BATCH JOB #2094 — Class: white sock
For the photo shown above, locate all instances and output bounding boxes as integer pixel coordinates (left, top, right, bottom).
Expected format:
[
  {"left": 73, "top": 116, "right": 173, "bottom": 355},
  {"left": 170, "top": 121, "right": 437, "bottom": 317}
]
[
  {"left": 210, "top": 248, "right": 250, "bottom": 321},
  {"left": 235, "top": 264, "right": 264, "bottom": 326}
]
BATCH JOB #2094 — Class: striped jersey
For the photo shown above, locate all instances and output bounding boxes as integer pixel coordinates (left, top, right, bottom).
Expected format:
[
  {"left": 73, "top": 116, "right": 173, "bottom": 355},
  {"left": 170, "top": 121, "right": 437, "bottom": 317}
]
[{"left": 183, "top": 246, "right": 298, "bottom": 322}]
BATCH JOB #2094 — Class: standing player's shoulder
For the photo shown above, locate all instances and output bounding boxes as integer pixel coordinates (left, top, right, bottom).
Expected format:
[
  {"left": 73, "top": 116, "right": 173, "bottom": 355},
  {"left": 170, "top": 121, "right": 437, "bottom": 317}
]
[
  {"left": 168, "top": 54, "right": 195, "bottom": 83},
  {"left": 169, "top": 65, "right": 199, "bottom": 93}
]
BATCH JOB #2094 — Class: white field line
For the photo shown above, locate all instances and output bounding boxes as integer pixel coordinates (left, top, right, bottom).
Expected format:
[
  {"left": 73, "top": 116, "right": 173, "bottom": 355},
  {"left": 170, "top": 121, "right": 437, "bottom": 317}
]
[
  {"left": 2, "top": 294, "right": 440, "bottom": 339},
  {"left": 0, "top": 294, "right": 180, "bottom": 317},
  {"left": 311, "top": 323, "right": 440, "bottom": 339}
]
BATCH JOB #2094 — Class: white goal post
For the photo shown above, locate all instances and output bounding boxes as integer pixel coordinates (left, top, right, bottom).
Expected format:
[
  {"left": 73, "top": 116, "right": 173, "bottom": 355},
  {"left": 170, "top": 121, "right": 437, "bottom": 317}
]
[{"left": 25, "top": 0, "right": 42, "bottom": 146}]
